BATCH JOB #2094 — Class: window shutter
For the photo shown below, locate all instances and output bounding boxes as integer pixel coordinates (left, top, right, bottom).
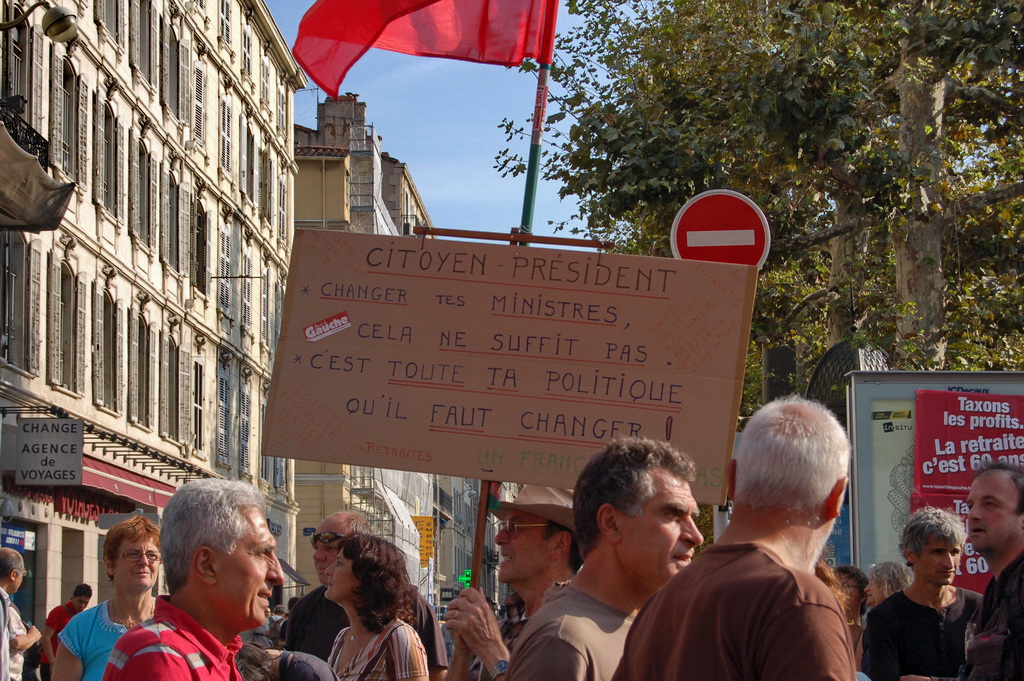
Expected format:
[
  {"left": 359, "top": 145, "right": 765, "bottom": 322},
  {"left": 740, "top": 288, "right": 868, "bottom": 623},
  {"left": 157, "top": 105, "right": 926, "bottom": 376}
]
[
  {"left": 239, "top": 385, "right": 250, "bottom": 472},
  {"left": 128, "top": 131, "right": 138, "bottom": 236},
  {"left": 118, "top": 0, "right": 128, "bottom": 49},
  {"left": 252, "top": 138, "right": 260, "bottom": 210},
  {"left": 218, "top": 221, "right": 230, "bottom": 310},
  {"left": 159, "top": 331, "right": 169, "bottom": 436},
  {"left": 179, "top": 180, "right": 191, "bottom": 281},
  {"left": 217, "top": 371, "right": 229, "bottom": 465},
  {"left": 277, "top": 177, "right": 286, "bottom": 242},
  {"left": 78, "top": 80, "right": 89, "bottom": 190},
  {"left": 30, "top": 28, "right": 44, "bottom": 131},
  {"left": 179, "top": 335, "right": 191, "bottom": 446},
  {"left": 192, "top": 57, "right": 204, "bottom": 144},
  {"left": 264, "top": 156, "right": 274, "bottom": 222},
  {"left": 275, "top": 458, "right": 285, "bottom": 489},
  {"left": 128, "top": 306, "right": 138, "bottom": 422},
  {"left": 150, "top": 6, "right": 159, "bottom": 88},
  {"left": 115, "top": 121, "right": 125, "bottom": 218},
  {"left": 129, "top": 0, "right": 139, "bottom": 67},
  {"left": 96, "top": 0, "right": 106, "bottom": 28},
  {"left": 239, "top": 114, "right": 247, "bottom": 190},
  {"left": 115, "top": 300, "right": 124, "bottom": 412},
  {"left": 27, "top": 241, "right": 41, "bottom": 375},
  {"left": 160, "top": 165, "right": 170, "bottom": 261},
  {"left": 93, "top": 282, "right": 104, "bottom": 406},
  {"left": 261, "top": 264, "right": 269, "bottom": 343},
  {"left": 220, "top": 97, "right": 231, "bottom": 172},
  {"left": 242, "top": 23, "right": 251, "bottom": 74},
  {"left": 92, "top": 95, "right": 103, "bottom": 204},
  {"left": 49, "top": 46, "right": 64, "bottom": 170},
  {"left": 47, "top": 253, "right": 60, "bottom": 385},
  {"left": 76, "top": 275, "right": 86, "bottom": 392},
  {"left": 160, "top": 18, "right": 170, "bottom": 106},
  {"left": 241, "top": 249, "right": 251, "bottom": 330},
  {"left": 179, "top": 35, "right": 190, "bottom": 124}
]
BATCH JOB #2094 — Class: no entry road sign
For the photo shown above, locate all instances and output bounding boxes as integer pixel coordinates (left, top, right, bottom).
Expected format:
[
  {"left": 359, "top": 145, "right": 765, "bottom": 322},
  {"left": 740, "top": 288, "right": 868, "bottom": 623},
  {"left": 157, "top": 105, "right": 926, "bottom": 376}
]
[{"left": 670, "top": 190, "right": 771, "bottom": 268}]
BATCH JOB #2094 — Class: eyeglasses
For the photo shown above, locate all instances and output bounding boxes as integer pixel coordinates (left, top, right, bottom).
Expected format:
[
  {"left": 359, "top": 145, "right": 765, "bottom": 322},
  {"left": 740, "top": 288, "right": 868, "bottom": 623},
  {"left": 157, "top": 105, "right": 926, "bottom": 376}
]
[
  {"left": 497, "top": 520, "right": 549, "bottom": 538},
  {"left": 310, "top": 531, "right": 346, "bottom": 548},
  {"left": 122, "top": 550, "right": 161, "bottom": 564}
]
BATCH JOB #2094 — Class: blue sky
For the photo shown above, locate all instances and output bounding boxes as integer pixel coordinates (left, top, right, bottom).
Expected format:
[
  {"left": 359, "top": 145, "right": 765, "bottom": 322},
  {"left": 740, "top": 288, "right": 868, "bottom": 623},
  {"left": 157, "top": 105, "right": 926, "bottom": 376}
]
[{"left": 262, "top": 1, "right": 583, "bottom": 240}]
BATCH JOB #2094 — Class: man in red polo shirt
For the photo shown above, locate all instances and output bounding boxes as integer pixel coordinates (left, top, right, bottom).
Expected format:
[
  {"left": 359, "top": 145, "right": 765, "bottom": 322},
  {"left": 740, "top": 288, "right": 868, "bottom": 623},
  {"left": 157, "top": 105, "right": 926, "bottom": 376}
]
[
  {"left": 103, "top": 480, "right": 283, "bottom": 681},
  {"left": 39, "top": 584, "right": 92, "bottom": 681}
]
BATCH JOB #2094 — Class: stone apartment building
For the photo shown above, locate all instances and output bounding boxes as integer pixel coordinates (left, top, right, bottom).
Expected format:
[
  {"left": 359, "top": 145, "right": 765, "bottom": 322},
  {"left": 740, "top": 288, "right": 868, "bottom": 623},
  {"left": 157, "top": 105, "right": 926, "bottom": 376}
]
[{"left": 0, "top": 0, "right": 305, "bottom": 624}]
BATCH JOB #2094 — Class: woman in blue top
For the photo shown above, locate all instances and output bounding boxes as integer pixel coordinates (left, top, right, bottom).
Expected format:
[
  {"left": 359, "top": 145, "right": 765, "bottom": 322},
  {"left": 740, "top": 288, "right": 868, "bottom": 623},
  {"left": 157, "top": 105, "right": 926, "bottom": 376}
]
[{"left": 53, "top": 515, "right": 160, "bottom": 681}]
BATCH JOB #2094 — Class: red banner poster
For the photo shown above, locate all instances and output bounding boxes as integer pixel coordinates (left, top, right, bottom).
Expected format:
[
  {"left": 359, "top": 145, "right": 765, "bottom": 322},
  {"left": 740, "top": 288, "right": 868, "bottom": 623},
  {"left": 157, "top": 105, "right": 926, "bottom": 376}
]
[{"left": 914, "top": 389, "right": 1024, "bottom": 495}]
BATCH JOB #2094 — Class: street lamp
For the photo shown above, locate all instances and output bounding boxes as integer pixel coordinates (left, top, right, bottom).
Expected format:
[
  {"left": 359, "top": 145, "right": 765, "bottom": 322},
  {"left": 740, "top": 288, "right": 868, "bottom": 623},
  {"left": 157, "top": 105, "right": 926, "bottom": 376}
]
[{"left": 0, "top": 2, "right": 78, "bottom": 43}]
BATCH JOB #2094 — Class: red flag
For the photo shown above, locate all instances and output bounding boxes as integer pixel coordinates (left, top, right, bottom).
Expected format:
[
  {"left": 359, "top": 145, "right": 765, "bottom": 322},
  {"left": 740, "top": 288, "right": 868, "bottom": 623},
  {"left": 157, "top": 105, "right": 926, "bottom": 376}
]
[{"left": 294, "top": 0, "right": 559, "bottom": 98}]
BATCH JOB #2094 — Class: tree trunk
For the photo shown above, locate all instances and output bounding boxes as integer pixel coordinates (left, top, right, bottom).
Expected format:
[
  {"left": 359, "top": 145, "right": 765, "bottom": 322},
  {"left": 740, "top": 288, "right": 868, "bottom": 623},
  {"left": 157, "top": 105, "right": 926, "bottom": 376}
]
[{"left": 893, "top": 52, "right": 949, "bottom": 367}]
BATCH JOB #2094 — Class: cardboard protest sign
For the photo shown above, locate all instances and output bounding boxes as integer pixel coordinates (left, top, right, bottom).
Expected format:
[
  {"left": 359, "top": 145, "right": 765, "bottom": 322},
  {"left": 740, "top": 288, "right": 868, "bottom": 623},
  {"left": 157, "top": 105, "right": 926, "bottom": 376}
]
[
  {"left": 914, "top": 389, "right": 1024, "bottom": 495},
  {"left": 263, "top": 230, "right": 758, "bottom": 504}
]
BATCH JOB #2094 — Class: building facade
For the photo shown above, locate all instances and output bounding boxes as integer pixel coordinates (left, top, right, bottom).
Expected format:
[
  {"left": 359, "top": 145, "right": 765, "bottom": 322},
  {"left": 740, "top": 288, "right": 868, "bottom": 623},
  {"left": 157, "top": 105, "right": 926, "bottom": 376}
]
[{"left": 0, "top": 0, "right": 305, "bottom": 623}]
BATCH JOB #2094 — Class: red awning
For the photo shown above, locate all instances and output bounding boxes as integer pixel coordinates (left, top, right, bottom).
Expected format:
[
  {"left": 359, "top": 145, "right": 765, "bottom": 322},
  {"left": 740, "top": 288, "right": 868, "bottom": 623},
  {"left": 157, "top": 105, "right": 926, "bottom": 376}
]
[{"left": 82, "top": 456, "right": 176, "bottom": 509}]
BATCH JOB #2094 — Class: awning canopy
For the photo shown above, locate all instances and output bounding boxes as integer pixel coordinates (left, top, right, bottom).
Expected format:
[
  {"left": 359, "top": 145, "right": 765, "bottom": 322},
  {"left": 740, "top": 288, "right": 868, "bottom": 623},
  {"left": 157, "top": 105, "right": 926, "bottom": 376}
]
[
  {"left": 0, "top": 121, "right": 74, "bottom": 231},
  {"left": 278, "top": 558, "right": 309, "bottom": 586},
  {"left": 82, "top": 456, "right": 176, "bottom": 509}
]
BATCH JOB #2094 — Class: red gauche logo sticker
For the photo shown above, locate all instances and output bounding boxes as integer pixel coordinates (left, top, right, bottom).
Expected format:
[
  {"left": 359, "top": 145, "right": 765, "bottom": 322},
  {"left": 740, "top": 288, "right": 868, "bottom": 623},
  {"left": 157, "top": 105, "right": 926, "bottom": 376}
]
[{"left": 304, "top": 311, "right": 351, "bottom": 341}]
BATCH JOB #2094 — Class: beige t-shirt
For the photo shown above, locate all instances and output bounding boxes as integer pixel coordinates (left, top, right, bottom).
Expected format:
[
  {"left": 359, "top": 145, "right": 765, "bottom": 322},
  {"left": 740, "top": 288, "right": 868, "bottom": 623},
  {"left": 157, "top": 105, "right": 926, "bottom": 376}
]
[{"left": 506, "top": 585, "right": 633, "bottom": 681}]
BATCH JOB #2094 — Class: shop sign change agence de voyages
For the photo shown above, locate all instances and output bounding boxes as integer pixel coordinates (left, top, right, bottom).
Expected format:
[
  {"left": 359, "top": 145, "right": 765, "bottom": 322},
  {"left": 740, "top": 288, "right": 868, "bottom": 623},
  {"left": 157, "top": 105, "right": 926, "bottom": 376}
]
[{"left": 16, "top": 418, "right": 84, "bottom": 485}]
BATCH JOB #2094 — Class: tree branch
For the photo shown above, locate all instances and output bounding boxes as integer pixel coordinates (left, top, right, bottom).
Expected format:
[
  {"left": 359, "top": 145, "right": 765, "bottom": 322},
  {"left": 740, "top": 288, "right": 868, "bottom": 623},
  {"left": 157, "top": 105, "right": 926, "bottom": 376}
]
[
  {"left": 783, "top": 288, "right": 838, "bottom": 327},
  {"left": 948, "top": 181, "right": 1024, "bottom": 218},
  {"left": 952, "top": 84, "right": 1021, "bottom": 120},
  {"left": 774, "top": 220, "right": 863, "bottom": 254}
]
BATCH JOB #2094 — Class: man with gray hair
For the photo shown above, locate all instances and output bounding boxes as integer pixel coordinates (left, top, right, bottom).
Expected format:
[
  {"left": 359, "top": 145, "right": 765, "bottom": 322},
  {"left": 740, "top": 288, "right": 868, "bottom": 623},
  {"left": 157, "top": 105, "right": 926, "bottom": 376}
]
[
  {"left": 613, "top": 396, "right": 855, "bottom": 681},
  {"left": 0, "top": 547, "right": 39, "bottom": 680},
  {"left": 503, "top": 438, "right": 704, "bottom": 681},
  {"left": 864, "top": 506, "right": 981, "bottom": 681},
  {"left": 104, "top": 479, "right": 283, "bottom": 680}
]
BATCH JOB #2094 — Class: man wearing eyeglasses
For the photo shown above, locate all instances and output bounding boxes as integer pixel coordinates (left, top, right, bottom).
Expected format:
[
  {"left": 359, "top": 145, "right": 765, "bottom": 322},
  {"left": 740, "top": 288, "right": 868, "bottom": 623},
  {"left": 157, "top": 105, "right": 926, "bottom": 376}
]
[
  {"left": 284, "top": 511, "right": 449, "bottom": 680},
  {"left": 445, "top": 486, "right": 580, "bottom": 681},
  {"left": 0, "top": 548, "right": 40, "bottom": 681}
]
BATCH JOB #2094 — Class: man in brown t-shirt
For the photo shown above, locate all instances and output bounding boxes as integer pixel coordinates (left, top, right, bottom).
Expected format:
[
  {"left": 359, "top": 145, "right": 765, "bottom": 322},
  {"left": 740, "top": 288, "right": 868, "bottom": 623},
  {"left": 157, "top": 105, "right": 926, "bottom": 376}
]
[{"left": 613, "top": 396, "right": 856, "bottom": 681}]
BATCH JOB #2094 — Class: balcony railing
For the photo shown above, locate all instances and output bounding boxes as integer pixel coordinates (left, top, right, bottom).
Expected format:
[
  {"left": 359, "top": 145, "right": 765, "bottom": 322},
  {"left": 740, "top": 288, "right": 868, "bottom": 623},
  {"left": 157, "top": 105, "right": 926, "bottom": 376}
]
[{"left": 0, "top": 106, "right": 48, "bottom": 169}]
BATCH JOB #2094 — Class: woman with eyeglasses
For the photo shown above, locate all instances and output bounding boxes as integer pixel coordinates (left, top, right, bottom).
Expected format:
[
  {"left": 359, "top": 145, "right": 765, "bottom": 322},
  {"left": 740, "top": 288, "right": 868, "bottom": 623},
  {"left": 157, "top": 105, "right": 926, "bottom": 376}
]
[
  {"left": 53, "top": 515, "right": 160, "bottom": 681},
  {"left": 324, "top": 534, "right": 428, "bottom": 681}
]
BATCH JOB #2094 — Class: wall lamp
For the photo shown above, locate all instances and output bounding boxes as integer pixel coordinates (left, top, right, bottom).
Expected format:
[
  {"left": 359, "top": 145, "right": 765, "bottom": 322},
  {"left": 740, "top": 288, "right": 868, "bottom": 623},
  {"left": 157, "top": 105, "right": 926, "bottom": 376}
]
[{"left": 0, "top": 2, "right": 78, "bottom": 43}]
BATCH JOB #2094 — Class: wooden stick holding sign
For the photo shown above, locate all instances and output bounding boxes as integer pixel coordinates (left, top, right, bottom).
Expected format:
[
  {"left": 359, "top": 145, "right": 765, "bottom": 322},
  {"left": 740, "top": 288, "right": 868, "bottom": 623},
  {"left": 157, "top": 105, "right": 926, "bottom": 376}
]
[{"left": 469, "top": 479, "right": 496, "bottom": 591}]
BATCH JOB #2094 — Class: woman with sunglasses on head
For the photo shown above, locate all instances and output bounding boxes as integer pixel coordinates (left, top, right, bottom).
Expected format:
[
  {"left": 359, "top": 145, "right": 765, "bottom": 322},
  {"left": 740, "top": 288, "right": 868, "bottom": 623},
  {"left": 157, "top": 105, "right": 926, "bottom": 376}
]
[
  {"left": 53, "top": 516, "right": 160, "bottom": 681},
  {"left": 324, "top": 534, "right": 428, "bottom": 681}
]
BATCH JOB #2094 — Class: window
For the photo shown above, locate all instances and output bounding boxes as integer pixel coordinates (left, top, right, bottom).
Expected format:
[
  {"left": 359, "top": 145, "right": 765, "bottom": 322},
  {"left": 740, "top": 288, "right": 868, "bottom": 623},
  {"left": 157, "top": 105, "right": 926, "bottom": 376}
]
[
  {"left": 261, "top": 56, "right": 269, "bottom": 103},
  {"left": 277, "top": 83, "right": 286, "bottom": 131},
  {"left": 139, "top": 0, "right": 152, "bottom": 82},
  {"left": 0, "top": 234, "right": 29, "bottom": 367},
  {"left": 103, "top": 107, "right": 118, "bottom": 214},
  {"left": 59, "top": 60, "right": 77, "bottom": 177},
  {"left": 133, "top": 141, "right": 152, "bottom": 246},
  {"left": 193, "top": 360, "right": 205, "bottom": 455},
  {"left": 102, "top": 293, "right": 119, "bottom": 409},
  {"left": 220, "top": 95, "right": 231, "bottom": 173},
  {"left": 192, "top": 201, "right": 209, "bottom": 294},
  {"left": 239, "top": 114, "right": 248, "bottom": 194},
  {"left": 193, "top": 61, "right": 206, "bottom": 144},
  {"left": 217, "top": 368, "right": 230, "bottom": 465},
  {"left": 104, "top": 0, "right": 121, "bottom": 43},
  {"left": 260, "top": 455, "right": 272, "bottom": 483},
  {"left": 51, "top": 263, "right": 83, "bottom": 391},
  {"left": 274, "top": 458, "right": 285, "bottom": 489},
  {"left": 133, "top": 314, "right": 151, "bottom": 425},
  {"left": 168, "top": 179, "right": 180, "bottom": 270},
  {"left": 164, "top": 337, "right": 180, "bottom": 440},
  {"left": 242, "top": 23, "right": 252, "bottom": 74},
  {"left": 219, "top": 0, "right": 231, "bottom": 44}
]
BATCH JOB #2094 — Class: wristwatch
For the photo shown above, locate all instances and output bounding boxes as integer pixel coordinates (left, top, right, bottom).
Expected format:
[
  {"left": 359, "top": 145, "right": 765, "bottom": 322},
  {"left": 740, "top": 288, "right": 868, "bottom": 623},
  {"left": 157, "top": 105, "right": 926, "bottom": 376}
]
[{"left": 490, "top": 660, "right": 509, "bottom": 679}]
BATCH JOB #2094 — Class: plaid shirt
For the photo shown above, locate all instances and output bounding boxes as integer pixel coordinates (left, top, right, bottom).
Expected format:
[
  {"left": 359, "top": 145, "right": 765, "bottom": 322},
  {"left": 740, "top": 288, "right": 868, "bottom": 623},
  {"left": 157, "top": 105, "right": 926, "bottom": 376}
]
[{"left": 468, "top": 592, "right": 527, "bottom": 681}]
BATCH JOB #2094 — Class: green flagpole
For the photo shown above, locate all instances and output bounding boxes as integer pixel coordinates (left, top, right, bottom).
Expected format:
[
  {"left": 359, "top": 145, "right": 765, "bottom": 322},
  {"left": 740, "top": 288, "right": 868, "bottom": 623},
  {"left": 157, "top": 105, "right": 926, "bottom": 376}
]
[{"left": 519, "top": 0, "right": 560, "bottom": 235}]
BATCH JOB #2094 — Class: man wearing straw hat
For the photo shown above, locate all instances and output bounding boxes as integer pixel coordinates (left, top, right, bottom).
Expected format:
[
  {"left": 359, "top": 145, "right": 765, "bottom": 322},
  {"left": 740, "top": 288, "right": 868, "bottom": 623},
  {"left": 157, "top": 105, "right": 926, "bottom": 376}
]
[{"left": 446, "top": 485, "right": 581, "bottom": 681}]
